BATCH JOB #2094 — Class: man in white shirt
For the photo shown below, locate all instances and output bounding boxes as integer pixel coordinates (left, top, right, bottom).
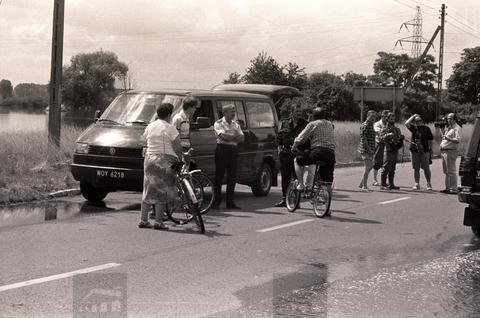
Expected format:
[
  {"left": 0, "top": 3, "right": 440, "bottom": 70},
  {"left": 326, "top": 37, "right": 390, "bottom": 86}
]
[
  {"left": 212, "top": 104, "right": 245, "bottom": 209},
  {"left": 439, "top": 113, "right": 462, "bottom": 194}
]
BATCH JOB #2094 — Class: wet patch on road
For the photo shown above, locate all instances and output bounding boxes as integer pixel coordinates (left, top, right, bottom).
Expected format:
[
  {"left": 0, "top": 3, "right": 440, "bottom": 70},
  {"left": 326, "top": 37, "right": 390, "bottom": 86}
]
[{"left": 0, "top": 201, "right": 141, "bottom": 228}]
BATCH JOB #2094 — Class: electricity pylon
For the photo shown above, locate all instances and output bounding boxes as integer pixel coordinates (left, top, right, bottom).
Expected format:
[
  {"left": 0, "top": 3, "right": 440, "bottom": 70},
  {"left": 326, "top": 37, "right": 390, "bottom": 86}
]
[{"left": 395, "top": 6, "right": 429, "bottom": 58}]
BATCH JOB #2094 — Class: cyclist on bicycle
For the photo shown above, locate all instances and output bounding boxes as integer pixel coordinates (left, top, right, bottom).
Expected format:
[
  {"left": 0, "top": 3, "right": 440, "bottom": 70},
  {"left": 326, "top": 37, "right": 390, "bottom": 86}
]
[{"left": 292, "top": 106, "right": 335, "bottom": 193}]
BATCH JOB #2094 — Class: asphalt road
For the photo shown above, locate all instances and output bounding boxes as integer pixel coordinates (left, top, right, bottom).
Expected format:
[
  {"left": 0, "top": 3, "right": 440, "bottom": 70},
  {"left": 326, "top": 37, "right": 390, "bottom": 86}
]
[{"left": 0, "top": 159, "right": 476, "bottom": 317}]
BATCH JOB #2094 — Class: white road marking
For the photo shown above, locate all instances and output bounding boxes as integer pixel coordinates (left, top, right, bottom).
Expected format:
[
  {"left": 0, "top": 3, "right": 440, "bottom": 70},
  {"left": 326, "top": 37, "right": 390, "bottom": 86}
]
[
  {"left": 379, "top": 197, "right": 411, "bottom": 205},
  {"left": 0, "top": 263, "right": 121, "bottom": 293},
  {"left": 257, "top": 219, "right": 314, "bottom": 233}
]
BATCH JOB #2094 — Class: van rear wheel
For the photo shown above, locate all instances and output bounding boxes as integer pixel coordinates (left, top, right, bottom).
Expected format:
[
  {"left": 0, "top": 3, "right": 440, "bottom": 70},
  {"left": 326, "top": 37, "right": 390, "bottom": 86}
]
[
  {"left": 251, "top": 163, "right": 272, "bottom": 197},
  {"left": 80, "top": 181, "right": 109, "bottom": 202}
]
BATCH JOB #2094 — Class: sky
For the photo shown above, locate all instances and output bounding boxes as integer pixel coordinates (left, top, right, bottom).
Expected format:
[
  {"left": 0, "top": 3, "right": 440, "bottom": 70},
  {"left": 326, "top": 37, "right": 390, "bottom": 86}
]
[{"left": 1, "top": 0, "right": 479, "bottom": 91}]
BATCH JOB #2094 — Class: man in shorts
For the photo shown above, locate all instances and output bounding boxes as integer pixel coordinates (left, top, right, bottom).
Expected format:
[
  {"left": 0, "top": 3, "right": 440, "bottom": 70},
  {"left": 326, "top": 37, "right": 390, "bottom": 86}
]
[{"left": 405, "top": 114, "right": 433, "bottom": 190}]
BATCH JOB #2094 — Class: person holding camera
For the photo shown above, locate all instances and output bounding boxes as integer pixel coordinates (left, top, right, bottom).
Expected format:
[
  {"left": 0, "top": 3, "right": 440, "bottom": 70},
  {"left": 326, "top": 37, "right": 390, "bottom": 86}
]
[
  {"left": 405, "top": 114, "right": 433, "bottom": 190},
  {"left": 380, "top": 112, "right": 404, "bottom": 190},
  {"left": 439, "top": 113, "right": 462, "bottom": 194}
]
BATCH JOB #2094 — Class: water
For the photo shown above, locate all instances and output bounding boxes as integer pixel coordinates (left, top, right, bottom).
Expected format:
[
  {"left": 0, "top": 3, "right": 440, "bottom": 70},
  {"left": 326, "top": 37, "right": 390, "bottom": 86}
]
[{"left": 0, "top": 110, "right": 94, "bottom": 133}]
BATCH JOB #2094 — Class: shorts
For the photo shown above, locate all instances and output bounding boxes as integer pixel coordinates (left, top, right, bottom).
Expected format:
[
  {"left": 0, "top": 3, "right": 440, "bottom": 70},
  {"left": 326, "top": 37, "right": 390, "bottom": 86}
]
[
  {"left": 296, "top": 147, "right": 335, "bottom": 182},
  {"left": 411, "top": 151, "right": 430, "bottom": 170}
]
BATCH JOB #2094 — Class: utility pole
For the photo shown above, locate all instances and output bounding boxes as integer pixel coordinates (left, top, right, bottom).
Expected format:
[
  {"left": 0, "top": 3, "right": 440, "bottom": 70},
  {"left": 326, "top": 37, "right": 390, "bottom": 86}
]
[
  {"left": 436, "top": 4, "right": 446, "bottom": 120},
  {"left": 48, "top": 0, "right": 65, "bottom": 147}
]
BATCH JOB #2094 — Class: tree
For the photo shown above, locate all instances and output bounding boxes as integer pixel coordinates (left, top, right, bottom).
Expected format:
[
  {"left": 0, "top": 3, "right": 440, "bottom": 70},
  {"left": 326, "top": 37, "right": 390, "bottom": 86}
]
[
  {"left": 371, "top": 52, "right": 437, "bottom": 121},
  {"left": 223, "top": 72, "right": 243, "bottom": 84},
  {"left": 342, "top": 71, "right": 370, "bottom": 88},
  {"left": 283, "top": 62, "right": 307, "bottom": 90},
  {"left": 0, "top": 79, "right": 13, "bottom": 99},
  {"left": 62, "top": 50, "right": 128, "bottom": 111},
  {"left": 303, "top": 72, "right": 360, "bottom": 121},
  {"left": 242, "top": 51, "right": 285, "bottom": 85},
  {"left": 447, "top": 46, "right": 480, "bottom": 105}
]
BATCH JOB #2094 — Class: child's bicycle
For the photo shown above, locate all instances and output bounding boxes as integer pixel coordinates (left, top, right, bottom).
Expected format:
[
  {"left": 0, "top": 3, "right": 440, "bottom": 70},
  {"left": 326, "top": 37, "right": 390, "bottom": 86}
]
[
  {"left": 164, "top": 161, "right": 205, "bottom": 234},
  {"left": 285, "top": 161, "right": 332, "bottom": 218}
]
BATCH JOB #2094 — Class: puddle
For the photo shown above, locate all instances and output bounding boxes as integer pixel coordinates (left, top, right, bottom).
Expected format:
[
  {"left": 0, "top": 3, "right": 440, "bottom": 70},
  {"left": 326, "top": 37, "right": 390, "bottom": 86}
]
[
  {"left": 0, "top": 201, "right": 140, "bottom": 228},
  {"left": 0, "top": 201, "right": 83, "bottom": 228}
]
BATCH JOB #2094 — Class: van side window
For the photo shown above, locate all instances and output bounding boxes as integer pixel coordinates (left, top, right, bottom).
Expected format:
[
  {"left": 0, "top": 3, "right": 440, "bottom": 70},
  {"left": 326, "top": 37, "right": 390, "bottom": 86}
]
[
  {"left": 192, "top": 100, "right": 215, "bottom": 127},
  {"left": 217, "top": 101, "right": 246, "bottom": 128},
  {"left": 245, "top": 101, "right": 275, "bottom": 128}
]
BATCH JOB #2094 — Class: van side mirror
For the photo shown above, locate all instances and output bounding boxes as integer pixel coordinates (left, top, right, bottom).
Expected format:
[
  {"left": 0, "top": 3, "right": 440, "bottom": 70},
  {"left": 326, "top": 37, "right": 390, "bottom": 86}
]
[
  {"left": 192, "top": 117, "right": 211, "bottom": 129},
  {"left": 94, "top": 110, "right": 102, "bottom": 121}
]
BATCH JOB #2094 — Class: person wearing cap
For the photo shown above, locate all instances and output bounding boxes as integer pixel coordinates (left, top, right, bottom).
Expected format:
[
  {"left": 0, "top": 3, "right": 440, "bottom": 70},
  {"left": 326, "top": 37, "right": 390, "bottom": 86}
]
[
  {"left": 405, "top": 114, "right": 434, "bottom": 190},
  {"left": 439, "top": 113, "right": 462, "bottom": 194},
  {"left": 212, "top": 104, "right": 245, "bottom": 209},
  {"left": 372, "top": 110, "right": 390, "bottom": 186}
]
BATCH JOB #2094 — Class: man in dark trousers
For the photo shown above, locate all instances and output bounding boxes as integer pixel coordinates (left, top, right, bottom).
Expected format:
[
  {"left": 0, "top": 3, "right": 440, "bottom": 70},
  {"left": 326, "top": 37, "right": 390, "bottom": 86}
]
[
  {"left": 274, "top": 106, "right": 308, "bottom": 207},
  {"left": 380, "top": 112, "right": 404, "bottom": 190},
  {"left": 212, "top": 104, "right": 245, "bottom": 209}
]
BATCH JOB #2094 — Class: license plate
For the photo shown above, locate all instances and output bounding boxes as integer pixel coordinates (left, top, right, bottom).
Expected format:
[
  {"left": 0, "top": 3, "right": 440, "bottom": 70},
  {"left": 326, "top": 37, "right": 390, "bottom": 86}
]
[{"left": 96, "top": 169, "right": 125, "bottom": 179}]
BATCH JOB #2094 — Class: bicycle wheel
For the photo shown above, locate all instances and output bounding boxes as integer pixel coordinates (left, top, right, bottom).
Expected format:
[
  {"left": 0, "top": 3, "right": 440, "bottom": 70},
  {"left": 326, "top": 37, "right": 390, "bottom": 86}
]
[
  {"left": 182, "top": 179, "right": 205, "bottom": 234},
  {"left": 286, "top": 180, "right": 300, "bottom": 212},
  {"left": 166, "top": 182, "right": 194, "bottom": 225},
  {"left": 191, "top": 171, "right": 215, "bottom": 214},
  {"left": 312, "top": 185, "right": 331, "bottom": 218}
]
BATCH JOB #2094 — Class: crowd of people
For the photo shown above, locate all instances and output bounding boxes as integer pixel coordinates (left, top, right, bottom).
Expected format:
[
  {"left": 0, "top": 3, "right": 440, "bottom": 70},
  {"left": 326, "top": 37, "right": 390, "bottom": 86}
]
[
  {"left": 358, "top": 109, "right": 462, "bottom": 194},
  {"left": 138, "top": 99, "right": 463, "bottom": 230}
]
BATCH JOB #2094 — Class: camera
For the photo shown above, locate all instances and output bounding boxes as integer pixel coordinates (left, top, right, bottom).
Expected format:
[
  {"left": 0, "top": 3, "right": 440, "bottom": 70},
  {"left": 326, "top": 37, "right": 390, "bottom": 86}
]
[{"left": 434, "top": 117, "right": 447, "bottom": 128}]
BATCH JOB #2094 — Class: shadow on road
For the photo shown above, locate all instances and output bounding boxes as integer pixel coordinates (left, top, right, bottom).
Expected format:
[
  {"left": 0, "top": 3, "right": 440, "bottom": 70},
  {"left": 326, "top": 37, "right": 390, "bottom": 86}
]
[{"left": 324, "top": 212, "right": 383, "bottom": 224}]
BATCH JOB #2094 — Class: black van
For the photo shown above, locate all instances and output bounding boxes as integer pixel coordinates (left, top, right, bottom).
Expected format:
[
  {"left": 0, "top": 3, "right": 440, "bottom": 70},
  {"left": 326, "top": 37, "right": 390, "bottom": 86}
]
[{"left": 71, "top": 84, "right": 301, "bottom": 202}]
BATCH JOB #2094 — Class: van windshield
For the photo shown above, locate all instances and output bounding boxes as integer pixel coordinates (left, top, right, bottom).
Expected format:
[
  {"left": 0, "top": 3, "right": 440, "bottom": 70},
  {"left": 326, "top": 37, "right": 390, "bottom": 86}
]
[{"left": 99, "top": 93, "right": 184, "bottom": 125}]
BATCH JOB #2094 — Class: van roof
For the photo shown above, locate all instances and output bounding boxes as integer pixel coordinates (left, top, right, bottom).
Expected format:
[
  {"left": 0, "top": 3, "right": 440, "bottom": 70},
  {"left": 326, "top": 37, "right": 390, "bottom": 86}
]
[
  {"left": 123, "top": 89, "right": 271, "bottom": 100},
  {"left": 212, "top": 84, "right": 302, "bottom": 99}
]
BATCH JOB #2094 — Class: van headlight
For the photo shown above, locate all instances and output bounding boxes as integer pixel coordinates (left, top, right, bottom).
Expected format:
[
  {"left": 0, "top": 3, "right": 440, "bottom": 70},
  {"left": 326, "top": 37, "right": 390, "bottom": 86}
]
[{"left": 75, "top": 142, "right": 89, "bottom": 154}]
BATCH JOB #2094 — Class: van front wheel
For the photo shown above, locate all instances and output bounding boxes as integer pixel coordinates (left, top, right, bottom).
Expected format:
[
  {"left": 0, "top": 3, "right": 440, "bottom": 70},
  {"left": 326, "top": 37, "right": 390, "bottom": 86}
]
[
  {"left": 80, "top": 181, "right": 109, "bottom": 202},
  {"left": 251, "top": 163, "right": 272, "bottom": 197}
]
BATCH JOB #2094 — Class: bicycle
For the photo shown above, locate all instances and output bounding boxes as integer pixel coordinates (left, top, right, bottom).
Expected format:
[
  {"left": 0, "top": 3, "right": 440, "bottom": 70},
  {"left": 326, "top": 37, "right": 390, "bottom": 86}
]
[
  {"left": 285, "top": 161, "right": 332, "bottom": 218},
  {"left": 182, "top": 149, "right": 216, "bottom": 215},
  {"left": 164, "top": 161, "right": 205, "bottom": 233}
]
